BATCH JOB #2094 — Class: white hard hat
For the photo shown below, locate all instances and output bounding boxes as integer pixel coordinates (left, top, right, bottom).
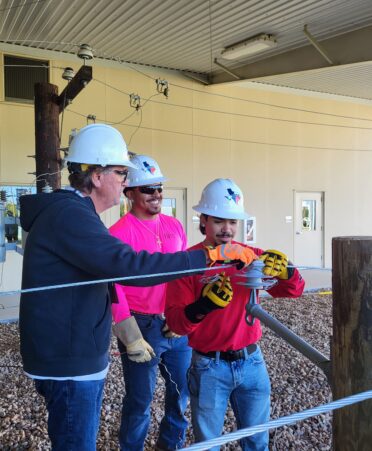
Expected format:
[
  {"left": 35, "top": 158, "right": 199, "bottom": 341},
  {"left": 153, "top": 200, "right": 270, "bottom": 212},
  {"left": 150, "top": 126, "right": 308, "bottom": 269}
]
[
  {"left": 65, "top": 124, "right": 137, "bottom": 168},
  {"left": 126, "top": 154, "right": 167, "bottom": 187},
  {"left": 193, "top": 178, "right": 250, "bottom": 220}
]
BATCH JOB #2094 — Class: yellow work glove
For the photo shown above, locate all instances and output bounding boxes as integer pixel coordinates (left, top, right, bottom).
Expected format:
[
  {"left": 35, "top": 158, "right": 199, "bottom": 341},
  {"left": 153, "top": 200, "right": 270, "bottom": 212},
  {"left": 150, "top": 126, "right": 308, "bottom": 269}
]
[
  {"left": 184, "top": 273, "right": 233, "bottom": 323},
  {"left": 162, "top": 323, "right": 182, "bottom": 339},
  {"left": 205, "top": 243, "right": 258, "bottom": 269},
  {"left": 113, "top": 316, "right": 155, "bottom": 362},
  {"left": 259, "top": 249, "right": 289, "bottom": 279}
]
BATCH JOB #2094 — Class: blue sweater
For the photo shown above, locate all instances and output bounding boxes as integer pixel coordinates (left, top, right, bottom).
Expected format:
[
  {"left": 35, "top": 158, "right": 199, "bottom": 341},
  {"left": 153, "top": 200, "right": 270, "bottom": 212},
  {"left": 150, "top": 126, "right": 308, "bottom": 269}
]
[{"left": 19, "top": 190, "right": 205, "bottom": 377}]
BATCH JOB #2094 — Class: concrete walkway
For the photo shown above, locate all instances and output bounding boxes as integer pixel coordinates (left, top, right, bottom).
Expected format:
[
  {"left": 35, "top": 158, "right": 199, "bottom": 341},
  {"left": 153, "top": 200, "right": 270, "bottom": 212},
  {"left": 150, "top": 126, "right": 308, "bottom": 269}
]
[{"left": 0, "top": 294, "right": 20, "bottom": 323}]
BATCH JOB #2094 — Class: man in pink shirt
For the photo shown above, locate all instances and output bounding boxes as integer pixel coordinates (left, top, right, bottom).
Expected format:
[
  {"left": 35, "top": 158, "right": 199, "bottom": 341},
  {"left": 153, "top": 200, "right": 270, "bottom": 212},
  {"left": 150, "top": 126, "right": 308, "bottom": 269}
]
[
  {"left": 110, "top": 155, "right": 191, "bottom": 451},
  {"left": 165, "top": 178, "right": 305, "bottom": 451}
]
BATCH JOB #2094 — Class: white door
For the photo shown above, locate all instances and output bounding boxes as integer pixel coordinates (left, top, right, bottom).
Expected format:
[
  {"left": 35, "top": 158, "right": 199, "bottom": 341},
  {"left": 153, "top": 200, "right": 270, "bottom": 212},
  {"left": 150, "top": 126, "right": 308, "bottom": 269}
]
[
  {"left": 294, "top": 191, "right": 324, "bottom": 267},
  {"left": 162, "top": 188, "right": 186, "bottom": 231}
]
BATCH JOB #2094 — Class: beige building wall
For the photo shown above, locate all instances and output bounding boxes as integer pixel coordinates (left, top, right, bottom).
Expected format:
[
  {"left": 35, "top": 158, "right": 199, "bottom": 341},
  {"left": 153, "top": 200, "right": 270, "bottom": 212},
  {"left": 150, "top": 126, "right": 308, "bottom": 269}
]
[{"left": 1, "top": 44, "right": 372, "bottom": 291}]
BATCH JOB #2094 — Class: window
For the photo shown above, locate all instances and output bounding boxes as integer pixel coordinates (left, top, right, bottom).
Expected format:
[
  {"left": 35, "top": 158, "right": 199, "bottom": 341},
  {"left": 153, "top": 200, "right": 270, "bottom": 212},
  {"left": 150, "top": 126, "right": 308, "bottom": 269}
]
[
  {"left": 301, "top": 200, "right": 316, "bottom": 231},
  {"left": 0, "top": 185, "right": 36, "bottom": 243},
  {"left": 244, "top": 217, "right": 256, "bottom": 244},
  {"left": 4, "top": 55, "right": 49, "bottom": 103}
]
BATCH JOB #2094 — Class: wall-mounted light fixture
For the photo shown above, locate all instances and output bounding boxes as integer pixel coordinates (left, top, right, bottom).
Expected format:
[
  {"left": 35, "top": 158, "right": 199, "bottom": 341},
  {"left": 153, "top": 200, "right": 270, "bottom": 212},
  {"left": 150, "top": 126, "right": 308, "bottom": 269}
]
[{"left": 220, "top": 33, "right": 277, "bottom": 60}]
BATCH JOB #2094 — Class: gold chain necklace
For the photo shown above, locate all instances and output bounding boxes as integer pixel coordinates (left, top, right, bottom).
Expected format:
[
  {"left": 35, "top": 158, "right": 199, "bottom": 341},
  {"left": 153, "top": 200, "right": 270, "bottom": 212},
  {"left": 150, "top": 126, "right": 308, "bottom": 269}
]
[{"left": 135, "top": 216, "right": 162, "bottom": 247}]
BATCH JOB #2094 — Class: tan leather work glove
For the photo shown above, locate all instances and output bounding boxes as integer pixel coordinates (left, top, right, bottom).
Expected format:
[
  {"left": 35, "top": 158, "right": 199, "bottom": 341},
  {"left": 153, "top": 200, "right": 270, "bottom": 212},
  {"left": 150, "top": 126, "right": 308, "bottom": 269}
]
[
  {"left": 162, "top": 323, "right": 182, "bottom": 339},
  {"left": 113, "top": 316, "right": 155, "bottom": 362}
]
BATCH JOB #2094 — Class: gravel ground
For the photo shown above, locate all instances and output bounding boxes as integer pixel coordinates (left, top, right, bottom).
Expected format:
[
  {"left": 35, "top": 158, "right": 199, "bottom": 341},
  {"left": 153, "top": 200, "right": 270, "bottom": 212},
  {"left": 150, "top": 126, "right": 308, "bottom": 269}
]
[{"left": 0, "top": 293, "right": 332, "bottom": 450}]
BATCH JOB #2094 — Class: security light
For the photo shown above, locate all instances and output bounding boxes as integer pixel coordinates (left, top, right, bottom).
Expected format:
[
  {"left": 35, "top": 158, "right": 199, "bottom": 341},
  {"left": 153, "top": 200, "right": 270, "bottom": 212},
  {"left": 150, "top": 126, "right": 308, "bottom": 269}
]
[{"left": 221, "top": 34, "right": 277, "bottom": 60}]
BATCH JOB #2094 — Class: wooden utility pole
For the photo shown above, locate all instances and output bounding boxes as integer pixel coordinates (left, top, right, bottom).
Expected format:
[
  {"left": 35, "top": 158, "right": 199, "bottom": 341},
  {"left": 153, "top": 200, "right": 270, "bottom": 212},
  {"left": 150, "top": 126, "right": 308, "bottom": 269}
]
[
  {"left": 34, "top": 82, "right": 60, "bottom": 193},
  {"left": 332, "top": 236, "right": 372, "bottom": 450},
  {"left": 34, "top": 65, "right": 92, "bottom": 193}
]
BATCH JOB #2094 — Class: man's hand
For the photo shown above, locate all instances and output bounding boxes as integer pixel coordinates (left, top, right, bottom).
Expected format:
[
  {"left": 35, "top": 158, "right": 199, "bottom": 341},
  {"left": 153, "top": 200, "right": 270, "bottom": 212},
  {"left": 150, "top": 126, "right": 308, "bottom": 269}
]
[
  {"left": 259, "top": 249, "right": 290, "bottom": 279},
  {"left": 113, "top": 316, "right": 155, "bottom": 362},
  {"left": 202, "top": 273, "right": 233, "bottom": 307},
  {"left": 205, "top": 243, "right": 257, "bottom": 269},
  {"left": 184, "top": 273, "right": 233, "bottom": 323},
  {"left": 162, "top": 323, "right": 182, "bottom": 339}
]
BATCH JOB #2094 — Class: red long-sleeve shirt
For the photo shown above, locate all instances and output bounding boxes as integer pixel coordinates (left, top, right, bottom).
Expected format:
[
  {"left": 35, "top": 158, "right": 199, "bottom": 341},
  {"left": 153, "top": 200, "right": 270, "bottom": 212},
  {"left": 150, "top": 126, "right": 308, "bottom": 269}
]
[{"left": 165, "top": 241, "right": 305, "bottom": 353}]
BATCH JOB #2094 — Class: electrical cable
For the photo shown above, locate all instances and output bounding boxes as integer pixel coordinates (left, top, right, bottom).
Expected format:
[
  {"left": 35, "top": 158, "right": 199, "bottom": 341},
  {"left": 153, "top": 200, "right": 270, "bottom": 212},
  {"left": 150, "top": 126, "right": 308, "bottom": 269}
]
[
  {"left": 128, "top": 108, "right": 142, "bottom": 147},
  {"left": 64, "top": 110, "right": 372, "bottom": 153},
  {"left": 179, "top": 390, "right": 372, "bottom": 451},
  {"left": 2, "top": 39, "right": 372, "bottom": 124},
  {"left": 92, "top": 77, "right": 372, "bottom": 130},
  {"left": 2, "top": 60, "right": 372, "bottom": 125},
  {"left": 0, "top": 264, "right": 234, "bottom": 297},
  {"left": 123, "top": 62, "right": 372, "bottom": 123}
]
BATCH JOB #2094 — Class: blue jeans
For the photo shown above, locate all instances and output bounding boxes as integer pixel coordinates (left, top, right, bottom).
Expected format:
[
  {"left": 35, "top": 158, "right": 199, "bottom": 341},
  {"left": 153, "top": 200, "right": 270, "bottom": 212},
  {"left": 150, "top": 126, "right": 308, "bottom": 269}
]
[
  {"left": 34, "top": 378, "right": 105, "bottom": 451},
  {"left": 188, "top": 346, "right": 271, "bottom": 451},
  {"left": 118, "top": 313, "right": 192, "bottom": 451}
]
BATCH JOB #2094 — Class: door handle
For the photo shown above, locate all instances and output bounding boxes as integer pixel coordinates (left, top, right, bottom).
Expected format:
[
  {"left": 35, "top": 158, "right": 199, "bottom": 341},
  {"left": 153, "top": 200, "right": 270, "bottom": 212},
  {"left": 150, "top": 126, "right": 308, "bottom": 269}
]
[{"left": 296, "top": 231, "right": 302, "bottom": 235}]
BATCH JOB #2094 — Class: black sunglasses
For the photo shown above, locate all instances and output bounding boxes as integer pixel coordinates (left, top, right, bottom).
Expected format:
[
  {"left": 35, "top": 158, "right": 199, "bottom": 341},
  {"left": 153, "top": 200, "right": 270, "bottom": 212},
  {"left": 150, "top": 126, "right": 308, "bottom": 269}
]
[
  {"left": 138, "top": 184, "right": 163, "bottom": 195},
  {"left": 111, "top": 169, "right": 128, "bottom": 182}
]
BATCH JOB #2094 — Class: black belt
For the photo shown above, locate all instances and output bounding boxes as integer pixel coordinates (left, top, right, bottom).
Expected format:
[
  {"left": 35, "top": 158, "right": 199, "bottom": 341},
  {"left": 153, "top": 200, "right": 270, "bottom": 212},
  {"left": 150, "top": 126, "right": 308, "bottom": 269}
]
[
  {"left": 195, "top": 344, "right": 257, "bottom": 362},
  {"left": 130, "top": 310, "right": 165, "bottom": 320}
]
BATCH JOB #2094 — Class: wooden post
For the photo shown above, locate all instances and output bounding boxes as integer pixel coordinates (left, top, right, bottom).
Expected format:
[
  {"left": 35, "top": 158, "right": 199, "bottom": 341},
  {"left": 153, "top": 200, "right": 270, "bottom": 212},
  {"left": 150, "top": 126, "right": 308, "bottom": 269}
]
[
  {"left": 332, "top": 236, "right": 372, "bottom": 450},
  {"left": 34, "top": 82, "right": 61, "bottom": 193},
  {"left": 33, "top": 66, "right": 92, "bottom": 193}
]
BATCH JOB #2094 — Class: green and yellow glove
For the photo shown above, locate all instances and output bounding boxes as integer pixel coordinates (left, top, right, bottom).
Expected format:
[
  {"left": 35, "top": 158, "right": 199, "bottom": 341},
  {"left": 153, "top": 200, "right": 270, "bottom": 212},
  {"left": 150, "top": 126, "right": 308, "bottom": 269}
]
[
  {"left": 259, "top": 249, "right": 291, "bottom": 279},
  {"left": 184, "top": 273, "right": 233, "bottom": 323}
]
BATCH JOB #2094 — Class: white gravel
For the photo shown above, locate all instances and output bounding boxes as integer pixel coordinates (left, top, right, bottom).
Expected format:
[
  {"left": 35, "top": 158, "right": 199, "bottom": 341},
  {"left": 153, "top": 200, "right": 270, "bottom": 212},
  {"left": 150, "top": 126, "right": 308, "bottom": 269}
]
[{"left": 0, "top": 293, "right": 332, "bottom": 450}]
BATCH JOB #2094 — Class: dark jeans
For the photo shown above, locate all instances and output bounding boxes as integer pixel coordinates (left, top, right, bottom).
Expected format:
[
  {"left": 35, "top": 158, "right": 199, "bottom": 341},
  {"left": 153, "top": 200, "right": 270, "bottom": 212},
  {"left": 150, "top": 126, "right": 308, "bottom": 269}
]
[
  {"left": 35, "top": 378, "right": 105, "bottom": 451},
  {"left": 118, "top": 313, "right": 192, "bottom": 451}
]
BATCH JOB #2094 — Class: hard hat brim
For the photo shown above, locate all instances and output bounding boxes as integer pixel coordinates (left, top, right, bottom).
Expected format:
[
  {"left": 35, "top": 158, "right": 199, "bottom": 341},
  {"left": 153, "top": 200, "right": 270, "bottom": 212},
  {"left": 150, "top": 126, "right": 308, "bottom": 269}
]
[{"left": 193, "top": 205, "right": 251, "bottom": 220}]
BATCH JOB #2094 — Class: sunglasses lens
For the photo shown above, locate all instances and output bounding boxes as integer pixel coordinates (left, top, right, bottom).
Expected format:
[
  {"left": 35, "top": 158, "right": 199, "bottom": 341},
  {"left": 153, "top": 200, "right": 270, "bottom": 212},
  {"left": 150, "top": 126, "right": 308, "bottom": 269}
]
[
  {"left": 112, "top": 170, "right": 128, "bottom": 181},
  {"left": 139, "top": 185, "right": 163, "bottom": 194}
]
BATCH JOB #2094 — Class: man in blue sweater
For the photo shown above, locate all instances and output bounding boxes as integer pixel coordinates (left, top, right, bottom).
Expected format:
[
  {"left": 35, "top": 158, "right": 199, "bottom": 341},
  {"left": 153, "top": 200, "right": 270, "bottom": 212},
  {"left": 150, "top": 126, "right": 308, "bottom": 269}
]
[{"left": 19, "top": 123, "right": 257, "bottom": 451}]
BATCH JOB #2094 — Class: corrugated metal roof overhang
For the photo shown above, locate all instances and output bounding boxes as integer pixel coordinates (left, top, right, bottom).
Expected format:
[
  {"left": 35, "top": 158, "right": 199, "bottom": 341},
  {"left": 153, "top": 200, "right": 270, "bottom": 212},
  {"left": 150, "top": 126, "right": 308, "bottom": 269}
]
[{"left": 232, "top": 61, "right": 372, "bottom": 102}]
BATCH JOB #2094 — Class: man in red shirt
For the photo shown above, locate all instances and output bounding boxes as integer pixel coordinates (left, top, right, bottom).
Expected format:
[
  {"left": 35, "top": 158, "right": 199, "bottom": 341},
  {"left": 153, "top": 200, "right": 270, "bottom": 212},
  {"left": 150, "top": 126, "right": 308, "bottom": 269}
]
[{"left": 165, "top": 178, "right": 305, "bottom": 450}]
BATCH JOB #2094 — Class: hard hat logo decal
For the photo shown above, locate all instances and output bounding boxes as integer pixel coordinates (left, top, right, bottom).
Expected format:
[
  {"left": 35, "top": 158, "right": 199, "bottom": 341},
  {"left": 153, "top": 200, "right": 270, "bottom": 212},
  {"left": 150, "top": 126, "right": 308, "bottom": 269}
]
[
  {"left": 225, "top": 188, "right": 241, "bottom": 205},
  {"left": 143, "top": 161, "right": 156, "bottom": 174}
]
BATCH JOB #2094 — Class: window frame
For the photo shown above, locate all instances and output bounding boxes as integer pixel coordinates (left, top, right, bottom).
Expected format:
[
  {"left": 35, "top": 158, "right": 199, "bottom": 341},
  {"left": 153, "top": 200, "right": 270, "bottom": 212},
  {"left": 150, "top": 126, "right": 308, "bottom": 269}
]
[{"left": 3, "top": 53, "right": 50, "bottom": 104}]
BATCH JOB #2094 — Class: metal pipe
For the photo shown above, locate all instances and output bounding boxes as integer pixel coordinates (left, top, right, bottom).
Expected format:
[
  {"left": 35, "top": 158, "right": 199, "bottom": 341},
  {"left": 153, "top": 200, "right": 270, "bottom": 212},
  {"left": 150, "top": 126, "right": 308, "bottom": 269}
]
[
  {"left": 248, "top": 304, "right": 331, "bottom": 379},
  {"left": 214, "top": 58, "right": 241, "bottom": 80},
  {"left": 303, "top": 24, "right": 334, "bottom": 65},
  {"left": 0, "top": 203, "right": 5, "bottom": 263}
]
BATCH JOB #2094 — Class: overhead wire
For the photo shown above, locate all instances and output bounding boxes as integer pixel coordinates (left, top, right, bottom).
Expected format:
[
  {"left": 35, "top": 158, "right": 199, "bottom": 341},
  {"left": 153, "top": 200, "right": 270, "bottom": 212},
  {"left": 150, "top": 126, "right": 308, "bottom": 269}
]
[
  {"left": 2, "top": 59, "right": 372, "bottom": 154},
  {"left": 1, "top": 59, "right": 372, "bottom": 125},
  {"left": 91, "top": 77, "right": 372, "bottom": 131},
  {"left": 2, "top": 60, "right": 366, "bottom": 153},
  {"left": 122, "top": 62, "right": 372, "bottom": 123},
  {"left": 65, "top": 108, "right": 372, "bottom": 153},
  {"left": 1, "top": 27, "right": 372, "bottom": 123}
]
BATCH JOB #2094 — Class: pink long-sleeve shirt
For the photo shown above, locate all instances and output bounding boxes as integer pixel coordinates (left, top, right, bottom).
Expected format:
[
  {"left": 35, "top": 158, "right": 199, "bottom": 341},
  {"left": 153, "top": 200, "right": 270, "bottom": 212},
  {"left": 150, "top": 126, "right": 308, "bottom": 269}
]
[{"left": 109, "top": 212, "right": 187, "bottom": 322}]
